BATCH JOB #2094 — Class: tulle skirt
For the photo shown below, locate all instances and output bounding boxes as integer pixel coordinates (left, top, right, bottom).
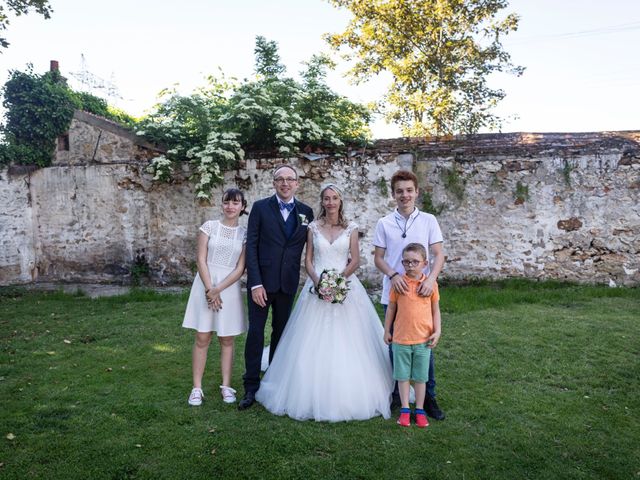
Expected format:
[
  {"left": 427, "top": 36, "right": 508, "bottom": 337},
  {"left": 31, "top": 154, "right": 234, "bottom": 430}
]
[{"left": 256, "top": 276, "right": 394, "bottom": 422}]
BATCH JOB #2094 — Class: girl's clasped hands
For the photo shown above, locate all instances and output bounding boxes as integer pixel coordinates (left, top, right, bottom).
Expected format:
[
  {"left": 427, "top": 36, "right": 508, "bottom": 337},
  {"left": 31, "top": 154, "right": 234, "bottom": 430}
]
[{"left": 206, "top": 288, "right": 223, "bottom": 311}]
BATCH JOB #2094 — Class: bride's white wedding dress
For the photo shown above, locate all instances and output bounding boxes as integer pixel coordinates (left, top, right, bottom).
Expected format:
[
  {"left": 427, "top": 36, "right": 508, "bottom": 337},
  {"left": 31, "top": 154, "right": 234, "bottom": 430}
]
[{"left": 255, "top": 221, "right": 394, "bottom": 422}]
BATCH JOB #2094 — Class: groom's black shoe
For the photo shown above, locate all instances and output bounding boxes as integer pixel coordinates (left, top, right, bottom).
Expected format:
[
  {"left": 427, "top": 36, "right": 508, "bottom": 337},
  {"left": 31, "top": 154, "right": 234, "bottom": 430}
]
[
  {"left": 425, "top": 395, "right": 445, "bottom": 420},
  {"left": 238, "top": 392, "right": 256, "bottom": 410}
]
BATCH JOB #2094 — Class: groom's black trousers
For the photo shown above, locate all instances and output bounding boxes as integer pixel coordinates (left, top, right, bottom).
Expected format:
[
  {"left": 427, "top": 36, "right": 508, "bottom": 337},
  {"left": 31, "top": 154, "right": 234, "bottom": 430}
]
[{"left": 243, "top": 290, "right": 295, "bottom": 394}]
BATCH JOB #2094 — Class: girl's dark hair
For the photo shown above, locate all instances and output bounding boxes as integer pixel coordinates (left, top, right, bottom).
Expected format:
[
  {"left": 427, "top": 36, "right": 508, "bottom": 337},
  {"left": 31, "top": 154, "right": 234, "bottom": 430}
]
[{"left": 222, "top": 188, "right": 248, "bottom": 216}]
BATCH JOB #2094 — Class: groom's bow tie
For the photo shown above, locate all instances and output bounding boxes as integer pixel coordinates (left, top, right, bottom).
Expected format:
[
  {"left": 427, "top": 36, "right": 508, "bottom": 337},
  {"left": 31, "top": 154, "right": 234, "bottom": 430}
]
[{"left": 279, "top": 201, "right": 294, "bottom": 212}]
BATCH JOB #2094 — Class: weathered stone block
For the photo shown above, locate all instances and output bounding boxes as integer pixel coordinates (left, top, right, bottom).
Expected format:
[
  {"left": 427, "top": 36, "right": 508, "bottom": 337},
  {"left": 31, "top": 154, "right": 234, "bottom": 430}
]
[{"left": 557, "top": 217, "right": 583, "bottom": 231}]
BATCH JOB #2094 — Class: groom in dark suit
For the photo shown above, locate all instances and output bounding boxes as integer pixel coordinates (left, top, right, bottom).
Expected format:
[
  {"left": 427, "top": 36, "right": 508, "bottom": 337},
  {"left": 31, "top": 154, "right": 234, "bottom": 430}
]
[{"left": 239, "top": 164, "right": 314, "bottom": 410}]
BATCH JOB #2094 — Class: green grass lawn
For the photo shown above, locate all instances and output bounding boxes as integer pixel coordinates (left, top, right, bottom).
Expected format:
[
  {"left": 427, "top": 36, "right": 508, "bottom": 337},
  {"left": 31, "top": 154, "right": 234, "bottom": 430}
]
[{"left": 1, "top": 281, "right": 638, "bottom": 479}]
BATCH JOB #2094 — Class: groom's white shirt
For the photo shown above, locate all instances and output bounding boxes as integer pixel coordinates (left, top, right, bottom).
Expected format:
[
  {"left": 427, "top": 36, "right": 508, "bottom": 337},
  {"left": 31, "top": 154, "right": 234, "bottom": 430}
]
[{"left": 276, "top": 194, "right": 295, "bottom": 221}]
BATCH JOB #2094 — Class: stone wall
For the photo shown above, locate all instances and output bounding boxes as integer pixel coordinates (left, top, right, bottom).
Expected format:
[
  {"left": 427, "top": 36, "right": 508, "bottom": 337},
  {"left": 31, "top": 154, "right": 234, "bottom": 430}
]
[
  {"left": 1, "top": 127, "right": 639, "bottom": 287},
  {"left": 410, "top": 132, "right": 640, "bottom": 284},
  {"left": 0, "top": 165, "right": 35, "bottom": 283}
]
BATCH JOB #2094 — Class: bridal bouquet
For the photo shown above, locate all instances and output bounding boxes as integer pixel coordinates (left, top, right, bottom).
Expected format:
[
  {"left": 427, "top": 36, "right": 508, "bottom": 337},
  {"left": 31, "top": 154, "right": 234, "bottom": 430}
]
[{"left": 311, "top": 269, "right": 350, "bottom": 304}]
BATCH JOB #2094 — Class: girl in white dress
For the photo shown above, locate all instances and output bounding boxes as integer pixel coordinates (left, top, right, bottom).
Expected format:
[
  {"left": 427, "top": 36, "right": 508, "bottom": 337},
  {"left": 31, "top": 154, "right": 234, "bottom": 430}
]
[
  {"left": 256, "top": 184, "right": 394, "bottom": 422},
  {"left": 182, "top": 188, "right": 248, "bottom": 406}
]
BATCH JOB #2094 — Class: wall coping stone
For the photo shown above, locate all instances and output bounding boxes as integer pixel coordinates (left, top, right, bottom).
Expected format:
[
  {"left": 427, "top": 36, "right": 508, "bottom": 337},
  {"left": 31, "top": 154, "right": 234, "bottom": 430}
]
[{"left": 370, "top": 131, "right": 640, "bottom": 159}]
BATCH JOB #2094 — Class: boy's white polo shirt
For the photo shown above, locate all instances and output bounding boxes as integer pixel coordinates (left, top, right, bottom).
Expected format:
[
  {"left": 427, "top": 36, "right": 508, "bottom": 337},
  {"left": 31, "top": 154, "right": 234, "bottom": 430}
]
[{"left": 373, "top": 207, "right": 443, "bottom": 305}]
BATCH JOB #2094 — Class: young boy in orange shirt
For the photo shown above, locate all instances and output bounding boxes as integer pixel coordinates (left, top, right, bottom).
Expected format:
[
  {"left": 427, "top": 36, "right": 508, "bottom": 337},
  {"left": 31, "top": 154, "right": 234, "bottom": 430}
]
[{"left": 384, "top": 243, "right": 442, "bottom": 427}]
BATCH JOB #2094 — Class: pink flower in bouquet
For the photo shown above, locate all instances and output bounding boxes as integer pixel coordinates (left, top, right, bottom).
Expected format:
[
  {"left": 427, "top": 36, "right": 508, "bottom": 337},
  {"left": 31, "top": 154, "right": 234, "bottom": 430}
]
[{"left": 311, "top": 269, "right": 350, "bottom": 304}]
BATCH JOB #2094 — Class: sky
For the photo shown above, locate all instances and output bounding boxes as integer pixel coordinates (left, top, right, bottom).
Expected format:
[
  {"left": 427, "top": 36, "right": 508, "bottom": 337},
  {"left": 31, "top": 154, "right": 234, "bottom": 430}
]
[{"left": 1, "top": 0, "right": 639, "bottom": 138}]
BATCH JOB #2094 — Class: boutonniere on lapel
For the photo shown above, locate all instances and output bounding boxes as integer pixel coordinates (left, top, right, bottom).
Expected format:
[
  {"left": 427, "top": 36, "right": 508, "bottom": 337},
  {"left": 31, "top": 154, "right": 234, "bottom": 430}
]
[{"left": 298, "top": 213, "right": 309, "bottom": 226}]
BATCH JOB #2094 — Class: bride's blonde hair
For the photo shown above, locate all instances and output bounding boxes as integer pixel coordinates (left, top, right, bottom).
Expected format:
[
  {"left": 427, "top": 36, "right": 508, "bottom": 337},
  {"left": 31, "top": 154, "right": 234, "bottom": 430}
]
[{"left": 317, "top": 183, "right": 348, "bottom": 228}]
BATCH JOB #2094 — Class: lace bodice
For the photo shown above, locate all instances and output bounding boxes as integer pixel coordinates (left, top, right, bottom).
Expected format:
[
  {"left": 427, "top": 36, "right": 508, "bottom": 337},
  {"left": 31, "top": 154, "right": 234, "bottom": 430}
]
[
  {"left": 199, "top": 220, "right": 246, "bottom": 268},
  {"left": 310, "top": 221, "right": 358, "bottom": 274}
]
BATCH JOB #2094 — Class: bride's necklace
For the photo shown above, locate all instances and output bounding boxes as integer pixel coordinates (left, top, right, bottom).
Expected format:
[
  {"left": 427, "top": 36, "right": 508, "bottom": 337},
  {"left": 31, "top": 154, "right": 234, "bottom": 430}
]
[{"left": 394, "top": 213, "right": 417, "bottom": 239}]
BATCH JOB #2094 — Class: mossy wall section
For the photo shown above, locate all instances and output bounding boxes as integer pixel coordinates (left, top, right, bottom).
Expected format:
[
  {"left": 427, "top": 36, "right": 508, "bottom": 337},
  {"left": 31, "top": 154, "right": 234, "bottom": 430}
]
[{"left": 1, "top": 128, "right": 638, "bottom": 286}]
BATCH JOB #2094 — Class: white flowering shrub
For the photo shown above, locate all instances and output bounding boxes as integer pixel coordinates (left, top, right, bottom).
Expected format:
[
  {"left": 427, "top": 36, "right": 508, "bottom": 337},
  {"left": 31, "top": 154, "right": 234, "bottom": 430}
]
[
  {"left": 137, "top": 37, "right": 371, "bottom": 199},
  {"left": 188, "top": 132, "right": 244, "bottom": 199},
  {"left": 145, "top": 155, "right": 173, "bottom": 182}
]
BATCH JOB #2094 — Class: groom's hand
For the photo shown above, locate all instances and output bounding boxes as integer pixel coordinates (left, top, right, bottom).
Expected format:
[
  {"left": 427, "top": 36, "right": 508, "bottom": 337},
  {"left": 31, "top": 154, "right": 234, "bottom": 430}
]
[{"left": 252, "top": 286, "right": 268, "bottom": 307}]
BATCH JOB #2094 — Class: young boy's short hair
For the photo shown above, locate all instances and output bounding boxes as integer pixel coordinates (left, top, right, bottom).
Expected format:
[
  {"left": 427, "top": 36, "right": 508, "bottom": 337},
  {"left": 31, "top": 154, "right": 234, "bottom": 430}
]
[
  {"left": 390, "top": 170, "right": 419, "bottom": 191},
  {"left": 402, "top": 242, "right": 427, "bottom": 260}
]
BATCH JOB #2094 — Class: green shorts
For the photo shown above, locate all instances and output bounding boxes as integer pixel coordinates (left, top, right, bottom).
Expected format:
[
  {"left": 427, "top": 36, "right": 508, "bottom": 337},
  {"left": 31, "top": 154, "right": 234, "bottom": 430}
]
[{"left": 392, "top": 343, "right": 431, "bottom": 383}]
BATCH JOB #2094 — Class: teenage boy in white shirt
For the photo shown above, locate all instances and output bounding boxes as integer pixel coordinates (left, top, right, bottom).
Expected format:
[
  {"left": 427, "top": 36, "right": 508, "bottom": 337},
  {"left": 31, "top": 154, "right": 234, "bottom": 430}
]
[{"left": 373, "top": 169, "right": 446, "bottom": 420}]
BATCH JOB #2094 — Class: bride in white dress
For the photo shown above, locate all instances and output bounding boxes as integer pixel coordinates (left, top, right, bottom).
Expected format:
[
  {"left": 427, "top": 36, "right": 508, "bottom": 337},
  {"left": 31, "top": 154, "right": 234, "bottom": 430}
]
[{"left": 256, "top": 184, "right": 394, "bottom": 422}]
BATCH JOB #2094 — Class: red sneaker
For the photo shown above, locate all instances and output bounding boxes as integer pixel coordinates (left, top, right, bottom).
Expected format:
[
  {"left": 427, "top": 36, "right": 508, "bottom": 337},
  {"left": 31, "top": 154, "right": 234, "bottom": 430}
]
[
  {"left": 397, "top": 408, "right": 411, "bottom": 427},
  {"left": 415, "top": 409, "right": 429, "bottom": 428}
]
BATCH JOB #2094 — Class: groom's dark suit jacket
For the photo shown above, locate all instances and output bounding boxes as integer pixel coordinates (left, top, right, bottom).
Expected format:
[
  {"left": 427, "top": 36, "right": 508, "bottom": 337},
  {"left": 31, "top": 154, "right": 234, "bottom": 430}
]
[{"left": 246, "top": 195, "right": 314, "bottom": 296}]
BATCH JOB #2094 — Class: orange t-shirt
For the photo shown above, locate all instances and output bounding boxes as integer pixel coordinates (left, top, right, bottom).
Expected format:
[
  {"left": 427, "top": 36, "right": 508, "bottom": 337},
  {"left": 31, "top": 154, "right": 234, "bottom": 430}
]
[{"left": 389, "top": 274, "right": 439, "bottom": 345}]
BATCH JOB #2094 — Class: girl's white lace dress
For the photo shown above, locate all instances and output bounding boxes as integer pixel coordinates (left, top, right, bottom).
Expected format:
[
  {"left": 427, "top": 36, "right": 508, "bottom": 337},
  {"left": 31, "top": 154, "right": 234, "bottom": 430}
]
[
  {"left": 182, "top": 220, "right": 247, "bottom": 336},
  {"left": 256, "top": 221, "right": 393, "bottom": 421}
]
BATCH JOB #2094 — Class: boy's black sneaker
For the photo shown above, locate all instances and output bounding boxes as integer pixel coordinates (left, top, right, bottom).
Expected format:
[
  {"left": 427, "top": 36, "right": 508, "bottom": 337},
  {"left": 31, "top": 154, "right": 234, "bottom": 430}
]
[{"left": 425, "top": 395, "right": 445, "bottom": 420}]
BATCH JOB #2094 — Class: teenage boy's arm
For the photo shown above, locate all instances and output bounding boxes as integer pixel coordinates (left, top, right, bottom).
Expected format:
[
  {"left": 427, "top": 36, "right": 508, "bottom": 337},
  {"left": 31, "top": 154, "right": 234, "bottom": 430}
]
[
  {"left": 418, "top": 242, "right": 445, "bottom": 296},
  {"left": 426, "top": 300, "right": 442, "bottom": 348},
  {"left": 383, "top": 301, "right": 397, "bottom": 345}
]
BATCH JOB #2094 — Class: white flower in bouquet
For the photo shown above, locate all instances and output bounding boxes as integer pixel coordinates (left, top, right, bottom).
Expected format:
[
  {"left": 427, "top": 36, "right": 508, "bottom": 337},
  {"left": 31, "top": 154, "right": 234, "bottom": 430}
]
[{"left": 311, "top": 269, "right": 351, "bottom": 304}]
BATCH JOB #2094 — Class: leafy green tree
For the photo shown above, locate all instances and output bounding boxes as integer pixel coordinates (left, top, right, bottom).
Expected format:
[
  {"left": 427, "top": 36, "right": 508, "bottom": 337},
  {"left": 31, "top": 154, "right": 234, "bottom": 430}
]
[
  {"left": 298, "top": 54, "right": 371, "bottom": 148},
  {"left": 326, "top": 0, "right": 524, "bottom": 136},
  {"left": 0, "top": 66, "right": 137, "bottom": 166},
  {"left": 1, "top": 0, "right": 53, "bottom": 49},
  {"left": 1, "top": 67, "right": 76, "bottom": 166},
  {"left": 254, "top": 35, "right": 287, "bottom": 79},
  {"left": 220, "top": 37, "right": 370, "bottom": 153}
]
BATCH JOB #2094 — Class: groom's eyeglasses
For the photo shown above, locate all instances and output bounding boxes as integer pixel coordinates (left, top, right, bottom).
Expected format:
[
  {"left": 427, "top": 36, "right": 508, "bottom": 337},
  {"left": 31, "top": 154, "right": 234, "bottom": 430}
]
[
  {"left": 274, "top": 177, "right": 298, "bottom": 184},
  {"left": 401, "top": 260, "right": 422, "bottom": 267}
]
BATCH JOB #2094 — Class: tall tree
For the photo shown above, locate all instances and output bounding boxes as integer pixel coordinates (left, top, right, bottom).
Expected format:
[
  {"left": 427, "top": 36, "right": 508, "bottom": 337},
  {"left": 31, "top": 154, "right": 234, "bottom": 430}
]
[
  {"left": 254, "top": 36, "right": 287, "bottom": 79},
  {"left": 326, "top": 0, "right": 524, "bottom": 136},
  {"left": 1, "top": 0, "right": 53, "bottom": 50}
]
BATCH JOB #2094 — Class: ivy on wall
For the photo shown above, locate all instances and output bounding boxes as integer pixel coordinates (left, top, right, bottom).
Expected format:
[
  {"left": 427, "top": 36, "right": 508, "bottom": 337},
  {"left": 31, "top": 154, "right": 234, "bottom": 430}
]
[{"left": 0, "top": 68, "right": 76, "bottom": 166}]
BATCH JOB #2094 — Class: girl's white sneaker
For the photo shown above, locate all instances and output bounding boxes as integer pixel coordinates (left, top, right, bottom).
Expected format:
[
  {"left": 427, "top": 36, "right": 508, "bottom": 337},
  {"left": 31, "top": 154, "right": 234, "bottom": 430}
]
[
  {"left": 188, "top": 387, "right": 204, "bottom": 406},
  {"left": 220, "top": 385, "right": 237, "bottom": 403}
]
